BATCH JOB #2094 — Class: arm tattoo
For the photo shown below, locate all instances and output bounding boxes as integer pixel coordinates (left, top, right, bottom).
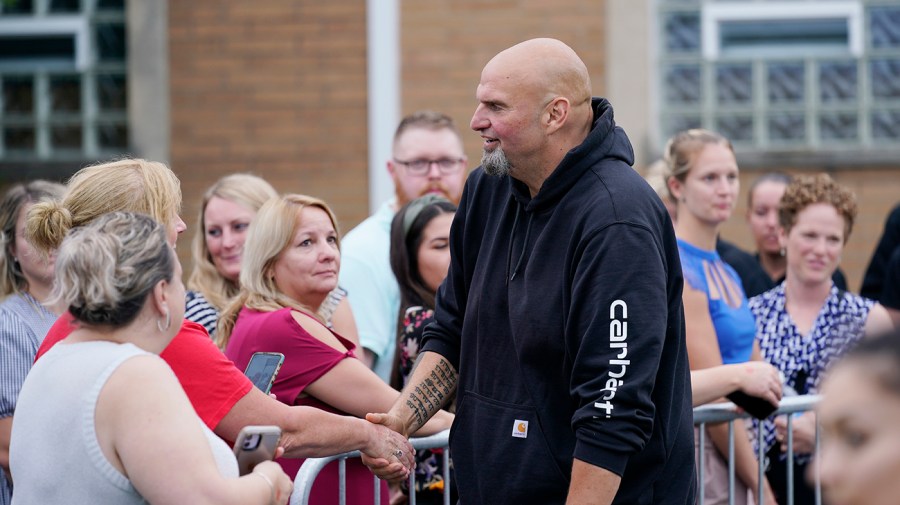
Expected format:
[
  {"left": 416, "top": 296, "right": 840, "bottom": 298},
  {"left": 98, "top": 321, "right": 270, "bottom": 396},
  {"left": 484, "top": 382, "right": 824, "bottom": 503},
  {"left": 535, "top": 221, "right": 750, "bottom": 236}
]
[{"left": 404, "top": 357, "right": 458, "bottom": 432}]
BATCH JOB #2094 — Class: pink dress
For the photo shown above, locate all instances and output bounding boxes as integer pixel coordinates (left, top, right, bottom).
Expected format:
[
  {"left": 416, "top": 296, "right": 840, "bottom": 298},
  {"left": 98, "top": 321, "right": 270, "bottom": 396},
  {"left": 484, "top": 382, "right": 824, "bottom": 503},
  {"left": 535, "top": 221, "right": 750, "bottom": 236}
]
[{"left": 224, "top": 307, "right": 389, "bottom": 504}]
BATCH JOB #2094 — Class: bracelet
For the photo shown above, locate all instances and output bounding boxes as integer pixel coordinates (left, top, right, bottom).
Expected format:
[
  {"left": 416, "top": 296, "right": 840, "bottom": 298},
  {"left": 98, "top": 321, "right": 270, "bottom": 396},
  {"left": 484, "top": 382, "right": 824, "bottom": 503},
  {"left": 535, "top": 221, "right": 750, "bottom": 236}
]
[{"left": 252, "top": 471, "right": 276, "bottom": 505}]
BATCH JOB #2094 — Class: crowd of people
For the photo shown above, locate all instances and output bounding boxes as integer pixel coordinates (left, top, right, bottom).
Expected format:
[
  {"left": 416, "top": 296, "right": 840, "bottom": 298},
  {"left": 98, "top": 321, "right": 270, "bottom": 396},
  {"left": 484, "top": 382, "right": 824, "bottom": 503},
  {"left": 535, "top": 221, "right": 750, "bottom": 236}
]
[{"left": 0, "top": 37, "right": 898, "bottom": 505}]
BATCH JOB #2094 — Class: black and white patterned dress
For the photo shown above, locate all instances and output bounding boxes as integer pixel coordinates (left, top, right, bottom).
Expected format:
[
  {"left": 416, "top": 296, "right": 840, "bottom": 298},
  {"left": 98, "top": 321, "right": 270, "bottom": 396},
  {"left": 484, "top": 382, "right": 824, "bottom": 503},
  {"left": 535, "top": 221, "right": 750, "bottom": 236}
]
[{"left": 749, "top": 282, "right": 874, "bottom": 459}]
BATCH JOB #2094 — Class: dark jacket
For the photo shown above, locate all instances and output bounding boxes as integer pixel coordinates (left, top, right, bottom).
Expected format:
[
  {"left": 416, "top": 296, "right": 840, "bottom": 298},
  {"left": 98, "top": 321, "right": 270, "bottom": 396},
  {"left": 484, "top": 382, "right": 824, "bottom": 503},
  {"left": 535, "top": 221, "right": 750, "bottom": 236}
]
[{"left": 421, "top": 98, "right": 695, "bottom": 504}]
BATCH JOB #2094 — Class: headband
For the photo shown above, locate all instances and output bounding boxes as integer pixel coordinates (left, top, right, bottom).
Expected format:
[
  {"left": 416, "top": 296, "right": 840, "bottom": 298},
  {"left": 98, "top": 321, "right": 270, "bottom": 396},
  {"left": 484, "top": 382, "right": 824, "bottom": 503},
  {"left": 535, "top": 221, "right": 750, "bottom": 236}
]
[{"left": 402, "top": 194, "right": 451, "bottom": 237}]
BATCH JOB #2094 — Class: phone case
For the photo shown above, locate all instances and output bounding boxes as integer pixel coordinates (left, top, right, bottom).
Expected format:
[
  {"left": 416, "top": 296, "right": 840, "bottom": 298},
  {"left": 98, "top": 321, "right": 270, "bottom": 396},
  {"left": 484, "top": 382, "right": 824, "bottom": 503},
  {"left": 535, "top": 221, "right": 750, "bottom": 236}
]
[
  {"left": 243, "top": 352, "right": 285, "bottom": 395},
  {"left": 233, "top": 425, "right": 282, "bottom": 475},
  {"left": 726, "top": 390, "right": 779, "bottom": 419}
]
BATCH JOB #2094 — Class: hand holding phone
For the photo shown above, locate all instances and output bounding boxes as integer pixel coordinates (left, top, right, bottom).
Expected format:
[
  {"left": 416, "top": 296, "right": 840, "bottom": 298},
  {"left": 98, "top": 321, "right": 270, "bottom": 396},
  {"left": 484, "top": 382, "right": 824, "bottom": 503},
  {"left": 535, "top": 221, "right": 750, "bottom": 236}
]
[
  {"left": 244, "top": 352, "right": 285, "bottom": 395},
  {"left": 233, "top": 425, "right": 282, "bottom": 476}
]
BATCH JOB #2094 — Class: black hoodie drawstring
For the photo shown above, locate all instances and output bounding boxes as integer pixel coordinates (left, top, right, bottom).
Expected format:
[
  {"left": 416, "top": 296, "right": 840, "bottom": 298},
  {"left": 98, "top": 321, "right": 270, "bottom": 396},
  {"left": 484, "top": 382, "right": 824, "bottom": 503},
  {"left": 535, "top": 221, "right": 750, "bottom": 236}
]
[{"left": 505, "top": 201, "right": 533, "bottom": 284}]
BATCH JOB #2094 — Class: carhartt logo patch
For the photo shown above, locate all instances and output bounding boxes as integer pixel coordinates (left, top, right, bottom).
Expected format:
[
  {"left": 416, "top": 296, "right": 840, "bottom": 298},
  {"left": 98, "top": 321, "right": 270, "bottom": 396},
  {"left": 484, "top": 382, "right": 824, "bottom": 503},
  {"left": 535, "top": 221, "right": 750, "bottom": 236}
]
[{"left": 512, "top": 419, "right": 528, "bottom": 438}]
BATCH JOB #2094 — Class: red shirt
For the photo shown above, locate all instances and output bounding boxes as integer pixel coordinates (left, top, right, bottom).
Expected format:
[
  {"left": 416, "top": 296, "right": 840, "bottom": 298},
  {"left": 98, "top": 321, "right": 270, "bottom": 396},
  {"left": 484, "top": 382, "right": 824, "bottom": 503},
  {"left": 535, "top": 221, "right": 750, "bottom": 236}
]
[{"left": 36, "top": 313, "right": 252, "bottom": 430}]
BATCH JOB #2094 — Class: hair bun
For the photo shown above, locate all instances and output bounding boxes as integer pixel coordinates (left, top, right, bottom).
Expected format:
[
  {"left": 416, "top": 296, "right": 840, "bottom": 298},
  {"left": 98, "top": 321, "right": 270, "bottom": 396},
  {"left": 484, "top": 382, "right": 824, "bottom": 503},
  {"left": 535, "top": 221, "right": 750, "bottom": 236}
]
[{"left": 25, "top": 200, "right": 73, "bottom": 254}]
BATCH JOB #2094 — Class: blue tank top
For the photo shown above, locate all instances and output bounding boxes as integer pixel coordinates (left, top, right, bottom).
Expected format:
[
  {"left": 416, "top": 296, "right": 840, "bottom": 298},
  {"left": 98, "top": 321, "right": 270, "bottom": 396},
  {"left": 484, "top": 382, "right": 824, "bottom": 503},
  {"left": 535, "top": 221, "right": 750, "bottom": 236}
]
[{"left": 677, "top": 239, "right": 755, "bottom": 364}]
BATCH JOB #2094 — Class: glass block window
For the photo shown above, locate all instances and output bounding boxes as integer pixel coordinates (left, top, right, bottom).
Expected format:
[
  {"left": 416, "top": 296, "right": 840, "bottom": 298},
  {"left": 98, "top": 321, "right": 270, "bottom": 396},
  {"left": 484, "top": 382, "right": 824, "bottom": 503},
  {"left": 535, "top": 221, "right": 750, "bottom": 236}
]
[
  {"left": 658, "top": 0, "right": 900, "bottom": 152},
  {"left": 0, "top": 0, "right": 127, "bottom": 161}
]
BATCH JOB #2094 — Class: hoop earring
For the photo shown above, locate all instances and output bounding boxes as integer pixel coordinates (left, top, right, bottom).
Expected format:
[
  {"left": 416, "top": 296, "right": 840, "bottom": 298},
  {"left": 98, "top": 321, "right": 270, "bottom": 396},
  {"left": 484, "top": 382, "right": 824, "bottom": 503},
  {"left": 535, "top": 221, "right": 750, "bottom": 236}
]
[{"left": 157, "top": 309, "right": 171, "bottom": 332}]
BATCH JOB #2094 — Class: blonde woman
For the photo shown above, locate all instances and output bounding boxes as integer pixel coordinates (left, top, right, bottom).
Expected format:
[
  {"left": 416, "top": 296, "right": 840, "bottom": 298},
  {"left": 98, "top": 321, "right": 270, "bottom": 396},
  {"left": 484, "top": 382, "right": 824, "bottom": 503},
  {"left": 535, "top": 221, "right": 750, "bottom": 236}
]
[
  {"left": 665, "top": 129, "right": 777, "bottom": 504},
  {"left": 188, "top": 173, "right": 358, "bottom": 342},
  {"left": 187, "top": 174, "right": 278, "bottom": 336},
  {"left": 10, "top": 212, "right": 292, "bottom": 503},
  {"left": 218, "top": 194, "right": 453, "bottom": 504},
  {"left": 28, "top": 159, "right": 414, "bottom": 482}
]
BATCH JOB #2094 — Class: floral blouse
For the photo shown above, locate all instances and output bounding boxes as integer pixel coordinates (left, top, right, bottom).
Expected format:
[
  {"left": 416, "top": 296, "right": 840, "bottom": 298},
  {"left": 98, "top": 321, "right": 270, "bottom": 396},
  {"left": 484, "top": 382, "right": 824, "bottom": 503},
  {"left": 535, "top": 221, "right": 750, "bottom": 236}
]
[{"left": 397, "top": 306, "right": 456, "bottom": 501}]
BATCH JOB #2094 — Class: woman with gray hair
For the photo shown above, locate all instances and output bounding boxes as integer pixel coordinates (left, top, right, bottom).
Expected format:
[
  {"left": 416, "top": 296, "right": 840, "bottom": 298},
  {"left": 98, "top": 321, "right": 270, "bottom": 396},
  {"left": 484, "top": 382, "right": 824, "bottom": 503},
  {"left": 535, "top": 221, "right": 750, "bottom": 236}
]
[{"left": 9, "top": 212, "right": 292, "bottom": 504}]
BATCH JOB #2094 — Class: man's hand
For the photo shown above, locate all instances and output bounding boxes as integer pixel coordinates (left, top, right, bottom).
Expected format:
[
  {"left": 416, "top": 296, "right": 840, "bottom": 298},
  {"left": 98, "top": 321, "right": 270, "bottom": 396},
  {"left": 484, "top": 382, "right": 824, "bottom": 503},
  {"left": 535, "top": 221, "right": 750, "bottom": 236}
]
[{"left": 359, "top": 416, "right": 414, "bottom": 482}]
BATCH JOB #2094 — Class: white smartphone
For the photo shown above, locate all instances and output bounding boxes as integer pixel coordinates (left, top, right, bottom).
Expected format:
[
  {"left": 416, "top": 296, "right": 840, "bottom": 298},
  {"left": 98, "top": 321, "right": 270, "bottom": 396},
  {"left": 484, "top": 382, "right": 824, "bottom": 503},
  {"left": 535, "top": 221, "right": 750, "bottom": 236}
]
[
  {"left": 243, "top": 352, "right": 285, "bottom": 395},
  {"left": 233, "top": 425, "right": 282, "bottom": 476}
]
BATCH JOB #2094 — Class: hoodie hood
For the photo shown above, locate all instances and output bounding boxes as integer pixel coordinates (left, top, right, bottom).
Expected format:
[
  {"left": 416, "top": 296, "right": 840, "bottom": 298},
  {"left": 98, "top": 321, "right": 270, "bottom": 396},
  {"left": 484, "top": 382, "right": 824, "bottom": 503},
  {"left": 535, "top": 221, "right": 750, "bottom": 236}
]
[{"left": 508, "top": 97, "right": 635, "bottom": 212}]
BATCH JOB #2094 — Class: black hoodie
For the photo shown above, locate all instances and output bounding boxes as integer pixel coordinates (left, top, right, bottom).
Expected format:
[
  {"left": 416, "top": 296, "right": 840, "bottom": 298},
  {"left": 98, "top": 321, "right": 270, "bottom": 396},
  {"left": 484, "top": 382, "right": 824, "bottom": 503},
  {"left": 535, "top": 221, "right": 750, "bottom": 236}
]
[{"left": 421, "top": 98, "right": 695, "bottom": 504}]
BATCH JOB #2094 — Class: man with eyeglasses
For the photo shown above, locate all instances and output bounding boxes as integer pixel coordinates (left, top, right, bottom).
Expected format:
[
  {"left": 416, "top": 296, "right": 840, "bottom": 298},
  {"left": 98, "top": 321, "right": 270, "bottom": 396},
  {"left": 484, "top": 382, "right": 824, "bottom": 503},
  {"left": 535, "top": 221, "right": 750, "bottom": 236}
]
[{"left": 339, "top": 111, "right": 468, "bottom": 381}]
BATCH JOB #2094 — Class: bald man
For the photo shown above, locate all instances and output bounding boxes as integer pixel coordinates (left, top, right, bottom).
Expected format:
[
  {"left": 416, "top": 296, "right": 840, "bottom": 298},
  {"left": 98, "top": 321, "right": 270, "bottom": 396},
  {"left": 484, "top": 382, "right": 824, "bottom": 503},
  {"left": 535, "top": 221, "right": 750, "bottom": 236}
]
[{"left": 368, "top": 39, "right": 695, "bottom": 504}]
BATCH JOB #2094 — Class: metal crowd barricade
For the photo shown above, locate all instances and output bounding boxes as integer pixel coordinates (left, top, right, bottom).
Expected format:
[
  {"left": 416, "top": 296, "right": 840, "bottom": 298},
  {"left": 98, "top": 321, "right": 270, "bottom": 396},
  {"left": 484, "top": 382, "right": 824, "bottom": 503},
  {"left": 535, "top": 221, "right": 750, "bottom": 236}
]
[
  {"left": 693, "top": 394, "right": 822, "bottom": 505},
  {"left": 292, "top": 396, "right": 821, "bottom": 505},
  {"left": 290, "top": 430, "right": 451, "bottom": 505}
]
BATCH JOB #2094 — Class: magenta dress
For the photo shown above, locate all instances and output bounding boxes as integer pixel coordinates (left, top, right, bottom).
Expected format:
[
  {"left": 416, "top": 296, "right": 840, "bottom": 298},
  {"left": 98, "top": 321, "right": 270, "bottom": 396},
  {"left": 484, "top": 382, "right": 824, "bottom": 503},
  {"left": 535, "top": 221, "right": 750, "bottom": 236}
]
[{"left": 224, "top": 306, "right": 389, "bottom": 504}]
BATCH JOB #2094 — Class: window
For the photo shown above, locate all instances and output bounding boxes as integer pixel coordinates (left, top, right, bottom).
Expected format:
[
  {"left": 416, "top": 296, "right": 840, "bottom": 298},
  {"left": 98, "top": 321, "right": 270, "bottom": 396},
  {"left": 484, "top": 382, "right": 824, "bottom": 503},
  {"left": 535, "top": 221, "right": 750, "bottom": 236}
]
[
  {"left": 0, "top": 0, "right": 127, "bottom": 162},
  {"left": 658, "top": 0, "right": 900, "bottom": 157}
]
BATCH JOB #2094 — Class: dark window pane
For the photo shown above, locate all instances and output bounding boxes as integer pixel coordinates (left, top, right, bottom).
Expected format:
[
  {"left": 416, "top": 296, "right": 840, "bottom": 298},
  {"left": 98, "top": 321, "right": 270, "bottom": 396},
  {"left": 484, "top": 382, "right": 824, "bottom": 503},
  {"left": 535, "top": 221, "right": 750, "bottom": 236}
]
[
  {"left": 768, "top": 62, "right": 805, "bottom": 103},
  {"left": 871, "top": 59, "right": 900, "bottom": 100},
  {"left": 820, "top": 61, "right": 857, "bottom": 103},
  {"left": 96, "top": 0, "right": 124, "bottom": 11},
  {"left": 4, "top": 126, "right": 35, "bottom": 150},
  {"left": 720, "top": 18, "right": 849, "bottom": 55},
  {"left": 51, "top": 124, "right": 81, "bottom": 149},
  {"left": 768, "top": 113, "right": 806, "bottom": 142},
  {"left": 50, "top": 76, "right": 81, "bottom": 113},
  {"left": 871, "top": 6, "right": 900, "bottom": 49},
  {"left": 665, "top": 64, "right": 702, "bottom": 104},
  {"left": 873, "top": 110, "right": 900, "bottom": 140},
  {"left": 3, "top": 76, "right": 33, "bottom": 114},
  {"left": 664, "top": 12, "right": 701, "bottom": 54},
  {"left": 96, "top": 23, "right": 126, "bottom": 62},
  {"left": 97, "top": 73, "right": 126, "bottom": 111},
  {"left": 716, "top": 115, "right": 754, "bottom": 142},
  {"left": 98, "top": 122, "right": 127, "bottom": 149},
  {"left": 0, "top": 35, "right": 75, "bottom": 63},
  {"left": 49, "top": 0, "right": 79, "bottom": 13},
  {"left": 717, "top": 64, "right": 753, "bottom": 105},
  {"left": 820, "top": 112, "right": 858, "bottom": 140},
  {"left": 2, "top": 0, "right": 33, "bottom": 14}
]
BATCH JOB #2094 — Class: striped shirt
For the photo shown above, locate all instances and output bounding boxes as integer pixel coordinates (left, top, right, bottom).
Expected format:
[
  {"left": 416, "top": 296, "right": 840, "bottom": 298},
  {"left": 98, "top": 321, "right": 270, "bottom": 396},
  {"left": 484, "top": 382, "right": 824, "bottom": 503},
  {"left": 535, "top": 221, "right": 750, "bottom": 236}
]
[
  {"left": 185, "top": 290, "right": 219, "bottom": 337},
  {"left": 0, "top": 292, "right": 57, "bottom": 505}
]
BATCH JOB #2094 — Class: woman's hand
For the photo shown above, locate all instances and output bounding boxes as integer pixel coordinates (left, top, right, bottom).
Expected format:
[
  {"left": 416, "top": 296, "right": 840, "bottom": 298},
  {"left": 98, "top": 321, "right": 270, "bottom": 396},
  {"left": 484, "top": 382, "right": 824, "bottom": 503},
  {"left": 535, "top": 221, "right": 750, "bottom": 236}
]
[
  {"left": 251, "top": 460, "right": 293, "bottom": 505},
  {"left": 775, "top": 412, "right": 816, "bottom": 454},
  {"left": 737, "top": 361, "right": 783, "bottom": 407}
]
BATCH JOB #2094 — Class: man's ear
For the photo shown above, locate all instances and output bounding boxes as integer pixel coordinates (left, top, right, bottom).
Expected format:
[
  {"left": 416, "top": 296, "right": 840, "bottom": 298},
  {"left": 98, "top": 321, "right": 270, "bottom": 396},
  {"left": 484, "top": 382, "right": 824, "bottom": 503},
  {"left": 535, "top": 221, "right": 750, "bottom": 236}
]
[
  {"left": 387, "top": 159, "right": 398, "bottom": 179},
  {"left": 545, "top": 97, "right": 570, "bottom": 135}
]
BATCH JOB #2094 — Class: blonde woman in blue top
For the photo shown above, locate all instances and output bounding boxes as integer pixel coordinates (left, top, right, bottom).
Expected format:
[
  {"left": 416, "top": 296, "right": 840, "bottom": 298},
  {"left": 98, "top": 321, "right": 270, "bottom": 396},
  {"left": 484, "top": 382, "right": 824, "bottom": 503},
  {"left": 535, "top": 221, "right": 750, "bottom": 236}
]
[{"left": 665, "top": 129, "right": 777, "bottom": 505}]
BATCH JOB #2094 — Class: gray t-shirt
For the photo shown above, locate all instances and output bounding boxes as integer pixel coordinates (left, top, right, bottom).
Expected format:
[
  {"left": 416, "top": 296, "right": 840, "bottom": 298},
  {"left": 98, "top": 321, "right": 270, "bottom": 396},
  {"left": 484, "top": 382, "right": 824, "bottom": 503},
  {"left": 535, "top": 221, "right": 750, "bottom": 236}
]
[{"left": 10, "top": 340, "right": 237, "bottom": 503}]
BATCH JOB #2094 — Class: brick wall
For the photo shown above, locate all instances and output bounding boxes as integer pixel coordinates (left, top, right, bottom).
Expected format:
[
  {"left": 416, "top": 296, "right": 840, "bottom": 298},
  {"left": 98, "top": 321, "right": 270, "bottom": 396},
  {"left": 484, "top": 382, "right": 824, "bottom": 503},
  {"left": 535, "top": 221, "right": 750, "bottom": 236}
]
[
  {"left": 400, "top": 0, "right": 608, "bottom": 164},
  {"left": 168, "top": 1, "right": 369, "bottom": 268}
]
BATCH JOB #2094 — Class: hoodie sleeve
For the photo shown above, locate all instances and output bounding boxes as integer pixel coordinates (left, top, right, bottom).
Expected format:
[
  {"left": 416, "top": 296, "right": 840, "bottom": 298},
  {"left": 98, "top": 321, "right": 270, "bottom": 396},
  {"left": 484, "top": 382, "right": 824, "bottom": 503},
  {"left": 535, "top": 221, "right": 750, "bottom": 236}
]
[{"left": 567, "top": 222, "right": 671, "bottom": 476}]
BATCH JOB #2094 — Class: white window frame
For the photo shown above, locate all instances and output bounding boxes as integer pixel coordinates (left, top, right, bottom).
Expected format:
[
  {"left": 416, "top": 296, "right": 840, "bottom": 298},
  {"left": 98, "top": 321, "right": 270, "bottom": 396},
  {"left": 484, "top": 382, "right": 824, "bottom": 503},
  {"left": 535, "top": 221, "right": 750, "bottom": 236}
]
[
  {"left": 0, "top": 16, "right": 90, "bottom": 71},
  {"left": 702, "top": 2, "right": 864, "bottom": 61}
]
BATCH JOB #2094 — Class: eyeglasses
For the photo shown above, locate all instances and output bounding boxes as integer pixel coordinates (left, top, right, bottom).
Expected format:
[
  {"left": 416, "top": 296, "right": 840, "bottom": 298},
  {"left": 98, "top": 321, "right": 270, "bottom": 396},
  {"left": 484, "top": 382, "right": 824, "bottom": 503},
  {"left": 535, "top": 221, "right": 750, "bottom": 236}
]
[{"left": 393, "top": 157, "right": 465, "bottom": 175}]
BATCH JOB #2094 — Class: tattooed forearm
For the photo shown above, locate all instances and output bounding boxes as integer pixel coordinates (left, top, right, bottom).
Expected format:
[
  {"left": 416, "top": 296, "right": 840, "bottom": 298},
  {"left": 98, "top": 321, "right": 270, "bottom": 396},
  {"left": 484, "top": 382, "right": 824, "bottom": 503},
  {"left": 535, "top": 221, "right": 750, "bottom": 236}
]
[{"left": 403, "top": 355, "right": 458, "bottom": 433}]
